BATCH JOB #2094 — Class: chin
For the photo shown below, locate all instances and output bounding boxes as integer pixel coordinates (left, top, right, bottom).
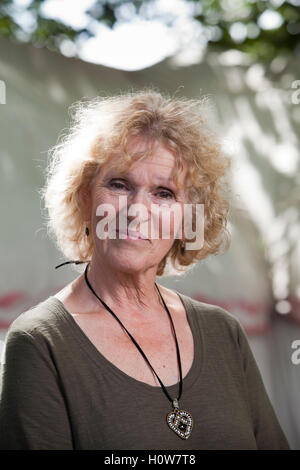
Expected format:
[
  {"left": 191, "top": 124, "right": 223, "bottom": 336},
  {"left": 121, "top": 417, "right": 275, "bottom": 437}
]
[
  {"left": 107, "top": 250, "right": 154, "bottom": 274},
  {"left": 110, "top": 261, "right": 152, "bottom": 275}
]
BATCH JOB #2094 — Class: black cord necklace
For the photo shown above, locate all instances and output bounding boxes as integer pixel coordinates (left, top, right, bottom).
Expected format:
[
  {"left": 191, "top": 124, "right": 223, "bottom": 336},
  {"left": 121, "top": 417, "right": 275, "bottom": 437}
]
[{"left": 55, "top": 260, "right": 194, "bottom": 439}]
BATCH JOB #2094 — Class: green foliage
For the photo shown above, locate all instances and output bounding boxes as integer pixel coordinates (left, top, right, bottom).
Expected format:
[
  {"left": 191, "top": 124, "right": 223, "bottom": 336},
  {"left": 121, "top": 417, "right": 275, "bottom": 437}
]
[{"left": 0, "top": 0, "right": 299, "bottom": 61}]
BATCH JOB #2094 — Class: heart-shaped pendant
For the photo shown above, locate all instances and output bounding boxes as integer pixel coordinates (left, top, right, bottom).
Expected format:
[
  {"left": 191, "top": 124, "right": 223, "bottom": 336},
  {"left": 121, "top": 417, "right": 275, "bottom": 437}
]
[{"left": 166, "top": 409, "right": 194, "bottom": 440}]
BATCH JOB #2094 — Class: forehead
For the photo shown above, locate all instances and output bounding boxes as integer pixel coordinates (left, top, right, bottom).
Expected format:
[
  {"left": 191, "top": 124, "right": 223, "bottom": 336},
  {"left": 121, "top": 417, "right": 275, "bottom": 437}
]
[{"left": 103, "top": 135, "right": 187, "bottom": 185}]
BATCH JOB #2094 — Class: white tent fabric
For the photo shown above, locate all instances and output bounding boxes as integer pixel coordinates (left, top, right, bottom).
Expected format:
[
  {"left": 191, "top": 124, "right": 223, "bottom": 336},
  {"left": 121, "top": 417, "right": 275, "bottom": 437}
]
[{"left": 0, "top": 36, "right": 299, "bottom": 448}]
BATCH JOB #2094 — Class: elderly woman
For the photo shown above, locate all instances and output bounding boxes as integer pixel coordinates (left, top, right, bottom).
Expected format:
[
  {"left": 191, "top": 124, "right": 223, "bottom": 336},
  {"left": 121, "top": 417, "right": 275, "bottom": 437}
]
[{"left": 0, "top": 89, "right": 289, "bottom": 450}]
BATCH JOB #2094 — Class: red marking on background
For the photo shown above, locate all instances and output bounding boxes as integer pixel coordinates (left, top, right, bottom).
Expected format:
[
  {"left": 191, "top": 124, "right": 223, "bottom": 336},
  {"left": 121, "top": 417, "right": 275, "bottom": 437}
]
[
  {"left": 0, "top": 290, "right": 299, "bottom": 333},
  {"left": 191, "top": 293, "right": 274, "bottom": 335},
  {"left": 192, "top": 294, "right": 270, "bottom": 315},
  {"left": 0, "top": 292, "right": 26, "bottom": 308},
  {"left": 286, "top": 295, "right": 300, "bottom": 323}
]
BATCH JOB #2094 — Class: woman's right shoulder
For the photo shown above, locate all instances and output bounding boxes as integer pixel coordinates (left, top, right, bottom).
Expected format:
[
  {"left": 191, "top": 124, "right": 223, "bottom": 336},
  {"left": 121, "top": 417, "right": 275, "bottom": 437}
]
[{"left": 7, "top": 296, "right": 65, "bottom": 338}]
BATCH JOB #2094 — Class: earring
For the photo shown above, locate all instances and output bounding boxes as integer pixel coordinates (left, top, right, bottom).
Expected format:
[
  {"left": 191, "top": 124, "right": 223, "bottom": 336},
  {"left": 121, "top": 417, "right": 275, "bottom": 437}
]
[
  {"left": 180, "top": 240, "right": 185, "bottom": 256},
  {"left": 85, "top": 226, "right": 89, "bottom": 236}
]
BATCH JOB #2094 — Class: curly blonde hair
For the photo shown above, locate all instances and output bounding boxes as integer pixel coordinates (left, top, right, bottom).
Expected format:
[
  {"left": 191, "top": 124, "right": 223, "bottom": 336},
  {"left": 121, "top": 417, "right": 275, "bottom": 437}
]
[{"left": 42, "top": 86, "right": 232, "bottom": 277}]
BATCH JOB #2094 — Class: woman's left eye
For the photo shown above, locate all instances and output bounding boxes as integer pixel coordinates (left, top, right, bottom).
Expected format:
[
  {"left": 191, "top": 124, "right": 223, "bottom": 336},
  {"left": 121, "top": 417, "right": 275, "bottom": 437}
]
[
  {"left": 109, "top": 181, "right": 127, "bottom": 190},
  {"left": 156, "top": 190, "right": 174, "bottom": 200}
]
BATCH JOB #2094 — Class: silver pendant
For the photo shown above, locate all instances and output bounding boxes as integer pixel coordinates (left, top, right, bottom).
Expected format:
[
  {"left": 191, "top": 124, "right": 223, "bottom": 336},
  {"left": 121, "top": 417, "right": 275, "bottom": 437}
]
[{"left": 166, "top": 399, "right": 193, "bottom": 440}]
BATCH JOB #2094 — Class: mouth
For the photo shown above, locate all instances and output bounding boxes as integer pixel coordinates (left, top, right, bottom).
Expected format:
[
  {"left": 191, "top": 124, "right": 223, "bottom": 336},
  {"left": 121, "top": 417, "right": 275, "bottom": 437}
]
[{"left": 115, "top": 229, "right": 149, "bottom": 241}]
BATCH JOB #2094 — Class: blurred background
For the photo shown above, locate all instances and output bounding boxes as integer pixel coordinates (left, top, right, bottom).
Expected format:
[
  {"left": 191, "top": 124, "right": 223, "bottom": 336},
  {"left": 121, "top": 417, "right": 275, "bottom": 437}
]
[{"left": 0, "top": 0, "right": 300, "bottom": 449}]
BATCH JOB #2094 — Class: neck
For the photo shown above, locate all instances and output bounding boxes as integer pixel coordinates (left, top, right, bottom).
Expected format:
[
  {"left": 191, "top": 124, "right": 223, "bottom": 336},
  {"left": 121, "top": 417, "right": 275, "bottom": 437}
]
[{"left": 82, "top": 256, "right": 163, "bottom": 316}]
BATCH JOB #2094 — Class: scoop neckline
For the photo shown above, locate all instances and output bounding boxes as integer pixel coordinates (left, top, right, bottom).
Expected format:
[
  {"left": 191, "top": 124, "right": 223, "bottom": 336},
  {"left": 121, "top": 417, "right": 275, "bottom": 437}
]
[{"left": 49, "top": 289, "right": 204, "bottom": 396}]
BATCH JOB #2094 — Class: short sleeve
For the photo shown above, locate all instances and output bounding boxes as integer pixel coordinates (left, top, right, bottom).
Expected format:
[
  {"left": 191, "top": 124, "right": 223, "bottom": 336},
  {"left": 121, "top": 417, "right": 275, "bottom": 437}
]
[
  {"left": 0, "top": 328, "right": 73, "bottom": 450},
  {"left": 236, "top": 321, "right": 290, "bottom": 450}
]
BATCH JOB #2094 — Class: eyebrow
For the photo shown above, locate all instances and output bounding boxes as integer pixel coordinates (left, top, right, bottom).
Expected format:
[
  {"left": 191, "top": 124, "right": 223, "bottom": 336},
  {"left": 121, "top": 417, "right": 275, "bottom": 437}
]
[{"left": 104, "top": 172, "right": 175, "bottom": 187}]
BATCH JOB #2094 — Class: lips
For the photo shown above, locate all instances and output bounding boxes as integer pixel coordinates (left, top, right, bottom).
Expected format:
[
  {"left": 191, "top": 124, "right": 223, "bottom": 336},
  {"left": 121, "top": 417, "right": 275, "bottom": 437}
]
[{"left": 116, "top": 229, "right": 148, "bottom": 240}]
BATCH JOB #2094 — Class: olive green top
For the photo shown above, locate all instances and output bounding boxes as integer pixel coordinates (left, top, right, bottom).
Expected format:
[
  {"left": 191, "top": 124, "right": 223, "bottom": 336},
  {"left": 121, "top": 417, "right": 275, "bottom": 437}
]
[{"left": 0, "top": 292, "right": 290, "bottom": 450}]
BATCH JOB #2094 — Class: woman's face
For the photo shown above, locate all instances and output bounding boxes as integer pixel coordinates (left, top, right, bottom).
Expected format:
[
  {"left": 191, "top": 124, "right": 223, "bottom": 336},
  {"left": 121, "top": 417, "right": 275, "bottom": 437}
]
[{"left": 84, "top": 135, "right": 188, "bottom": 274}]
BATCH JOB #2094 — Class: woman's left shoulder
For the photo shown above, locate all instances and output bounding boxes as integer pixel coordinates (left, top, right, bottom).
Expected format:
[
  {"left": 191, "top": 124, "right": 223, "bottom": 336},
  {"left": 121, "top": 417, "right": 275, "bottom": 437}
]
[{"left": 167, "top": 287, "right": 242, "bottom": 332}]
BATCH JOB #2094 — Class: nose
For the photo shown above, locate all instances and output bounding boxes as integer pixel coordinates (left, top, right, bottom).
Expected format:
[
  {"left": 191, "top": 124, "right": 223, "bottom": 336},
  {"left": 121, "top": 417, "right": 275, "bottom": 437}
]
[
  {"left": 128, "top": 187, "right": 151, "bottom": 206},
  {"left": 127, "top": 188, "right": 151, "bottom": 232}
]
